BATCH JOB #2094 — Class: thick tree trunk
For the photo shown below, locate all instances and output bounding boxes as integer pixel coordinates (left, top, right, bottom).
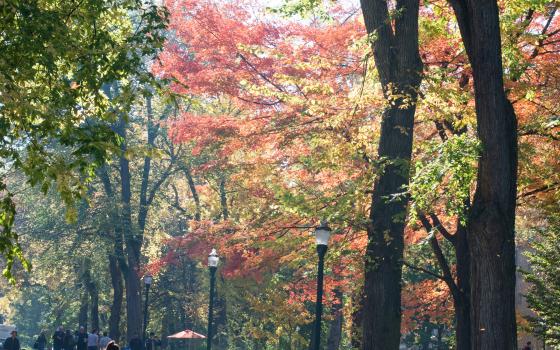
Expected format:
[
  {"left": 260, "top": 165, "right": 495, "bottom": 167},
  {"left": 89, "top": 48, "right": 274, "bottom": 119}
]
[
  {"left": 360, "top": 0, "right": 422, "bottom": 348},
  {"left": 351, "top": 288, "right": 363, "bottom": 349},
  {"left": 448, "top": 0, "right": 518, "bottom": 348}
]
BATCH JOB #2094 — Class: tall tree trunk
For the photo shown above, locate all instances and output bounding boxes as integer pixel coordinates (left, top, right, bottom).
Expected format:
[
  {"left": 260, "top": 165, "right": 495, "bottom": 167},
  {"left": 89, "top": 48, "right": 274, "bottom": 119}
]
[
  {"left": 108, "top": 246, "right": 124, "bottom": 342},
  {"left": 90, "top": 281, "right": 99, "bottom": 331},
  {"left": 448, "top": 0, "right": 518, "bottom": 348},
  {"left": 359, "top": 0, "right": 422, "bottom": 348},
  {"left": 326, "top": 289, "right": 343, "bottom": 350},
  {"left": 116, "top": 115, "right": 143, "bottom": 341},
  {"left": 78, "top": 258, "right": 93, "bottom": 330},
  {"left": 99, "top": 164, "right": 125, "bottom": 342},
  {"left": 79, "top": 290, "right": 89, "bottom": 330},
  {"left": 454, "top": 222, "right": 471, "bottom": 350},
  {"left": 124, "top": 239, "right": 143, "bottom": 340},
  {"left": 138, "top": 95, "right": 158, "bottom": 235}
]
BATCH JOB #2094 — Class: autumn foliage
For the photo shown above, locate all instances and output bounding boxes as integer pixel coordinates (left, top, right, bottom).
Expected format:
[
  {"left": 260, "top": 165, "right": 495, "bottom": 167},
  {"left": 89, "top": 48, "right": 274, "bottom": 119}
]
[{"left": 151, "top": 0, "right": 560, "bottom": 343}]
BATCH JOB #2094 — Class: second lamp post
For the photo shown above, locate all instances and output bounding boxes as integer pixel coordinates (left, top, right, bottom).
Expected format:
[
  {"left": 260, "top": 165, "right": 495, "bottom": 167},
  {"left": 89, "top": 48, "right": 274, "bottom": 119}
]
[
  {"left": 143, "top": 274, "right": 153, "bottom": 346},
  {"left": 312, "top": 222, "right": 332, "bottom": 350},
  {"left": 207, "top": 248, "right": 219, "bottom": 350}
]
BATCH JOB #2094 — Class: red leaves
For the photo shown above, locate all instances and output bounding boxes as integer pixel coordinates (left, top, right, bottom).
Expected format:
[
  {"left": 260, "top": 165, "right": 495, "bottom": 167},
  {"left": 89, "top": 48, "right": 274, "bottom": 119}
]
[{"left": 169, "top": 113, "right": 240, "bottom": 155}]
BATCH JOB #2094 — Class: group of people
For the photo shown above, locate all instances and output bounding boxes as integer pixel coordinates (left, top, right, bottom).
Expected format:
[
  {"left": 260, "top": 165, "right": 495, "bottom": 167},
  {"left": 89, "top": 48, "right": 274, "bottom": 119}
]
[
  {"left": 2, "top": 328, "right": 159, "bottom": 350},
  {"left": 33, "top": 326, "right": 113, "bottom": 350}
]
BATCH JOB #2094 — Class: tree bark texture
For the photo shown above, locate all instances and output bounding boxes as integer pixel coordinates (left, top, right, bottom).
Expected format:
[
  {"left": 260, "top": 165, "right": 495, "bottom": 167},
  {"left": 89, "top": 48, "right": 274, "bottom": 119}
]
[
  {"left": 351, "top": 287, "right": 363, "bottom": 349},
  {"left": 359, "top": 0, "right": 423, "bottom": 348},
  {"left": 447, "top": 0, "right": 518, "bottom": 348},
  {"left": 454, "top": 222, "right": 471, "bottom": 350}
]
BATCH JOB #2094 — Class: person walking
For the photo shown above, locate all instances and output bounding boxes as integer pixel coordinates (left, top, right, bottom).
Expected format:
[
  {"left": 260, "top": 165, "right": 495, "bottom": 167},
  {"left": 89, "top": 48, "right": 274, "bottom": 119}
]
[
  {"left": 98, "top": 332, "right": 111, "bottom": 350},
  {"left": 87, "top": 329, "right": 99, "bottom": 350},
  {"left": 53, "top": 327, "right": 65, "bottom": 350},
  {"left": 35, "top": 331, "right": 47, "bottom": 350},
  {"left": 128, "top": 335, "right": 142, "bottom": 350},
  {"left": 3, "top": 331, "right": 20, "bottom": 350},
  {"left": 64, "top": 330, "right": 75, "bottom": 350},
  {"left": 144, "top": 333, "right": 161, "bottom": 350},
  {"left": 77, "top": 327, "right": 88, "bottom": 350},
  {"left": 522, "top": 341, "right": 533, "bottom": 350}
]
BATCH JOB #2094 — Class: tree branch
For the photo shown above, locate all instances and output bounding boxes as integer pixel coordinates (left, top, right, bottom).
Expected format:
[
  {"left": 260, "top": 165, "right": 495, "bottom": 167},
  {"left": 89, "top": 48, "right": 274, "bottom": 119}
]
[
  {"left": 518, "top": 182, "right": 560, "bottom": 199},
  {"left": 429, "top": 213, "right": 456, "bottom": 245},
  {"left": 403, "top": 261, "right": 445, "bottom": 280}
]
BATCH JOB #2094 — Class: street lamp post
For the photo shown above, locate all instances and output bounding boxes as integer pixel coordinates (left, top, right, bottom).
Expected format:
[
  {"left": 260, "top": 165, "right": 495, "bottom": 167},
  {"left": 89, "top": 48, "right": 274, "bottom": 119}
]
[
  {"left": 313, "top": 222, "right": 331, "bottom": 350},
  {"left": 143, "top": 274, "right": 153, "bottom": 347},
  {"left": 207, "top": 249, "right": 220, "bottom": 350}
]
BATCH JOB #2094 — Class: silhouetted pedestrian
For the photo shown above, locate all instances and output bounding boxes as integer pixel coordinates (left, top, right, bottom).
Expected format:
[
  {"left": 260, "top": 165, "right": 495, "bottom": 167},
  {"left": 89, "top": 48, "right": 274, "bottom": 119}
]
[
  {"left": 3, "top": 331, "right": 20, "bottom": 350},
  {"left": 64, "top": 330, "right": 75, "bottom": 350},
  {"left": 128, "top": 335, "right": 142, "bottom": 350},
  {"left": 34, "top": 331, "right": 47, "bottom": 350},
  {"left": 53, "top": 327, "right": 65, "bottom": 350},
  {"left": 77, "top": 327, "right": 88, "bottom": 350}
]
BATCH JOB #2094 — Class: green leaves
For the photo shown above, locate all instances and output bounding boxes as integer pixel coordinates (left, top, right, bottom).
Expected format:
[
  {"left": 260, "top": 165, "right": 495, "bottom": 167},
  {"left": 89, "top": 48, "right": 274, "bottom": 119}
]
[
  {"left": 409, "top": 134, "right": 481, "bottom": 223},
  {"left": 523, "top": 220, "right": 560, "bottom": 344},
  {"left": 0, "top": 0, "right": 168, "bottom": 279},
  {"left": 0, "top": 181, "right": 31, "bottom": 283}
]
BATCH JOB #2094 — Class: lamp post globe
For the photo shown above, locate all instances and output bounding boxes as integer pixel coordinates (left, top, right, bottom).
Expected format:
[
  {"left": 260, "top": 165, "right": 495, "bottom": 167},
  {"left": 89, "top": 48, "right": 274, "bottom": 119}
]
[
  {"left": 144, "top": 274, "right": 153, "bottom": 286},
  {"left": 207, "top": 248, "right": 219, "bottom": 350},
  {"left": 208, "top": 248, "right": 220, "bottom": 268},
  {"left": 312, "top": 221, "right": 331, "bottom": 350},
  {"left": 315, "top": 222, "right": 332, "bottom": 246}
]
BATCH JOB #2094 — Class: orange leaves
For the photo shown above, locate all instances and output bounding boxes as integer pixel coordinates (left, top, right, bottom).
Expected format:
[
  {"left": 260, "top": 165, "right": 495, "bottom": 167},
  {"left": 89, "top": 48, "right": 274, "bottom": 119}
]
[{"left": 402, "top": 278, "right": 454, "bottom": 333}]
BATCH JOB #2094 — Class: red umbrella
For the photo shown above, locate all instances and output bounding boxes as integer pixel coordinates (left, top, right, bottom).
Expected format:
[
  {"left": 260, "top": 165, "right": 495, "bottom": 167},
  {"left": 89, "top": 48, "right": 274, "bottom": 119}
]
[{"left": 167, "top": 330, "right": 206, "bottom": 339}]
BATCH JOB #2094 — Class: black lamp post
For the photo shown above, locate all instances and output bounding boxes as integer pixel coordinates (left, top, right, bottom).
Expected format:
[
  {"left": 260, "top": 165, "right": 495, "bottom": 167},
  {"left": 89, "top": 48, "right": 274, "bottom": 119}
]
[
  {"left": 312, "top": 222, "right": 331, "bottom": 350},
  {"left": 143, "top": 274, "right": 153, "bottom": 346},
  {"left": 207, "top": 248, "right": 219, "bottom": 350}
]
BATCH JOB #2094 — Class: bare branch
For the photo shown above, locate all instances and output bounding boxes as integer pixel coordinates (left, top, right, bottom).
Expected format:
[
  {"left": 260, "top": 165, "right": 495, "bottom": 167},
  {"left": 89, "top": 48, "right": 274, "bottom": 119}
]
[{"left": 403, "top": 261, "right": 445, "bottom": 280}]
